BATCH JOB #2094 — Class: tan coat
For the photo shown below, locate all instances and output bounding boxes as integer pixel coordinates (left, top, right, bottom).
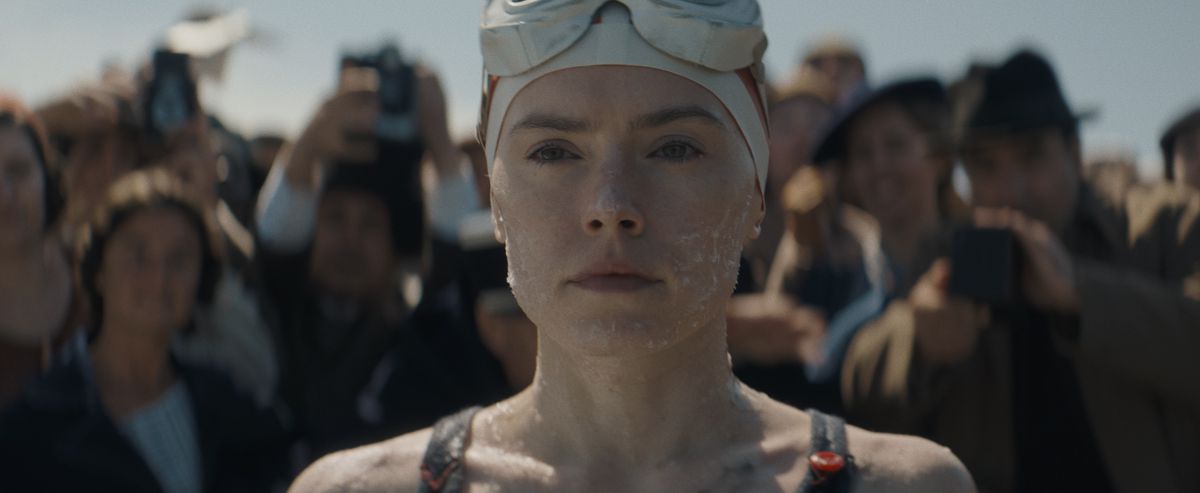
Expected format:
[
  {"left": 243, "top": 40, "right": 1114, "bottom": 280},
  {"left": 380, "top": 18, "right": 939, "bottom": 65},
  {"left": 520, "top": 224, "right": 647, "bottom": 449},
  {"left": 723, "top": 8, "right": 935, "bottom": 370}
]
[{"left": 841, "top": 183, "right": 1200, "bottom": 493}]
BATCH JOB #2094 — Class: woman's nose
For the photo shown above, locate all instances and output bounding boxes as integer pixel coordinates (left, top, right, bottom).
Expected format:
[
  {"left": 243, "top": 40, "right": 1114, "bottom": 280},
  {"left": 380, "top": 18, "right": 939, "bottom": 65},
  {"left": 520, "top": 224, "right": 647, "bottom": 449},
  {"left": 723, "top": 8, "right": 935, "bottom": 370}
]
[{"left": 582, "top": 165, "right": 645, "bottom": 237}]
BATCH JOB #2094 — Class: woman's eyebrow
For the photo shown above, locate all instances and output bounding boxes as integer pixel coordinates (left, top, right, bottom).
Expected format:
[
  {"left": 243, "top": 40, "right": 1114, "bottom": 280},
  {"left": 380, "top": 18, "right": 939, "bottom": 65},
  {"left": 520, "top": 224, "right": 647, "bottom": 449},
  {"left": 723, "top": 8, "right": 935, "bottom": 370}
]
[
  {"left": 511, "top": 113, "right": 592, "bottom": 133},
  {"left": 632, "top": 105, "right": 727, "bottom": 131}
]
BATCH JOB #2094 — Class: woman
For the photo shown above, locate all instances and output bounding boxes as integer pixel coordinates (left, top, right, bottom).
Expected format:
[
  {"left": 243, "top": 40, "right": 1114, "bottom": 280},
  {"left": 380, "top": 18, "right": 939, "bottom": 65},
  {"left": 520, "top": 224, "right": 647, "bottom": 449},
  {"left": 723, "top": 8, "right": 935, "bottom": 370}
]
[
  {"left": 292, "top": 2, "right": 972, "bottom": 492},
  {"left": 811, "top": 78, "right": 969, "bottom": 294},
  {"left": 0, "top": 96, "right": 80, "bottom": 409},
  {"left": 0, "top": 170, "right": 287, "bottom": 492}
]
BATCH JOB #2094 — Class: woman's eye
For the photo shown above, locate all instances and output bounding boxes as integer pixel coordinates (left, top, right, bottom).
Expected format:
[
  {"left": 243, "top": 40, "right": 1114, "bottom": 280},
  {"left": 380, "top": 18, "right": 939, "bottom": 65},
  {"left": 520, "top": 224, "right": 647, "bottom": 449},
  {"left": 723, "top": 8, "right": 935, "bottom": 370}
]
[
  {"left": 650, "top": 141, "right": 703, "bottom": 161},
  {"left": 527, "top": 144, "right": 577, "bottom": 164}
]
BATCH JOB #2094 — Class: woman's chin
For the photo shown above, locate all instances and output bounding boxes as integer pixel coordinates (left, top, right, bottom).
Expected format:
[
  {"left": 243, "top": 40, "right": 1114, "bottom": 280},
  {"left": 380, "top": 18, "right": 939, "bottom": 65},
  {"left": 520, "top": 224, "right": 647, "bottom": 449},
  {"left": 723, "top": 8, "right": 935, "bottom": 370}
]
[{"left": 539, "top": 313, "right": 707, "bottom": 358}]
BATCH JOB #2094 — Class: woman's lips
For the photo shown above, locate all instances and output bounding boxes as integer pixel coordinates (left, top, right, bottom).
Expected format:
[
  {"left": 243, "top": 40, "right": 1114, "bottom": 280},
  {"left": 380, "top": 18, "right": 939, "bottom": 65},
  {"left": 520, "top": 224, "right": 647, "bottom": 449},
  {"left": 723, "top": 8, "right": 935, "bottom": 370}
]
[
  {"left": 570, "top": 274, "right": 658, "bottom": 292},
  {"left": 568, "top": 262, "right": 659, "bottom": 292}
]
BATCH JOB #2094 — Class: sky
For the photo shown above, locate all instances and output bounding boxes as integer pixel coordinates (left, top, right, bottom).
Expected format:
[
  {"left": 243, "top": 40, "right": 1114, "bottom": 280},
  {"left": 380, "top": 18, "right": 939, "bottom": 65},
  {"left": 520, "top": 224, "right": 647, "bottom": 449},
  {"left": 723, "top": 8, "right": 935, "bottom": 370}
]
[{"left": 2, "top": 0, "right": 1198, "bottom": 178}]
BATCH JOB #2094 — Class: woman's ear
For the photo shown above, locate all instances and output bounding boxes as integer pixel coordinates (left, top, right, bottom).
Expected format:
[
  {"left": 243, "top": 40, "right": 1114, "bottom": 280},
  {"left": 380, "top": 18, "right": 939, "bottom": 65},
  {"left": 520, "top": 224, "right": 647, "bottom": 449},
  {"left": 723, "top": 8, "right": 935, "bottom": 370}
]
[
  {"left": 491, "top": 195, "right": 507, "bottom": 245},
  {"left": 746, "top": 182, "right": 766, "bottom": 241}
]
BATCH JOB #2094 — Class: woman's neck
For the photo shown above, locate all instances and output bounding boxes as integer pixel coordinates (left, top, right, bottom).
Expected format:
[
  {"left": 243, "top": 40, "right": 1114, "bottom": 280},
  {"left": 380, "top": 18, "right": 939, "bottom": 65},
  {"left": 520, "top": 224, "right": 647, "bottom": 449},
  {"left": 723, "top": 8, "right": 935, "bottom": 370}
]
[
  {"left": 88, "top": 320, "right": 175, "bottom": 415},
  {"left": 513, "top": 318, "right": 761, "bottom": 471},
  {"left": 881, "top": 211, "right": 940, "bottom": 276}
]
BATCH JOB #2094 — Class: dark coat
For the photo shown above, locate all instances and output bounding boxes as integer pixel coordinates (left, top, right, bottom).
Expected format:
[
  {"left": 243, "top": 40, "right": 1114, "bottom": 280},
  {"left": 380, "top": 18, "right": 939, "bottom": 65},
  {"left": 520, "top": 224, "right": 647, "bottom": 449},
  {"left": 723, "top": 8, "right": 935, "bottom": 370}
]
[
  {"left": 842, "top": 182, "right": 1200, "bottom": 493},
  {"left": 0, "top": 349, "right": 289, "bottom": 492}
]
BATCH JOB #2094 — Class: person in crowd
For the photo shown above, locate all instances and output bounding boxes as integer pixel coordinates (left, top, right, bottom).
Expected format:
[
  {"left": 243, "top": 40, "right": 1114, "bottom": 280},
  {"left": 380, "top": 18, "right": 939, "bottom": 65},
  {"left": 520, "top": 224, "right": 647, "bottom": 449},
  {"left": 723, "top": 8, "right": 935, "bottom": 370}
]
[
  {"left": 797, "top": 36, "right": 868, "bottom": 108},
  {"left": 1160, "top": 104, "right": 1200, "bottom": 190},
  {"left": 0, "top": 96, "right": 84, "bottom": 409},
  {"left": 31, "top": 56, "right": 280, "bottom": 405},
  {"left": 841, "top": 49, "right": 1200, "bottom": 493},
  {"left": 255, "top": 52, "right": 501, "bottom": 462},
  {"left": 742, "top": 71, "right": 836, "bottom": 283},
  {"left": 733, "top": 77, "right": 968, "bottom": 414},
  {"left": 813, "top": 77, "right": 969, "bottom": 293},
  {"left": 291, "top": 2, "right": 974, "bottom": 492},
  {"left": 34, "top": 76, "right": 143, "bottom": 241},
  {"left": 249, "top": 133, "right": 287, "bottom": 195},
  {"left": 1083, "top": 150, "right": 1141, "bottom": 200},
  {"left": 0, "top": 169, "right": 288, "bottom": 492},
  {"left": 132, "top": 54, "right": 279, "bottom": 406}
]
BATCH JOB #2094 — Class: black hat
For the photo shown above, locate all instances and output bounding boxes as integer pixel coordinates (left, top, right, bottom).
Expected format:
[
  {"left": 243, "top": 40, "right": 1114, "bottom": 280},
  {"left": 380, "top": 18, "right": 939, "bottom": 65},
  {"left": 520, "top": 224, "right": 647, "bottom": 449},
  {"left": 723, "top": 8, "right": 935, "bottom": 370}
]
[
  {"left": 958, "top": 49, "right": 1095, "bottom": 138},
  {"left": 811, "top": 77, "right": 947, "bottom": 164},
  {"left": 1159, "top": 105, "right": 1200, "bottom": 181}
]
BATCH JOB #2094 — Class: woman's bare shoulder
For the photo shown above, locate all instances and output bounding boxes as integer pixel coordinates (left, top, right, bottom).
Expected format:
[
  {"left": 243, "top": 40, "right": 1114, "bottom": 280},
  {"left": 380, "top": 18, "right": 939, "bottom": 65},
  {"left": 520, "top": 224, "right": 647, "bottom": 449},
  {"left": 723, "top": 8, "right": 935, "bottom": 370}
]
[
  {"left": 846, "top": 425, "right": 976, "bottom": 493},
  {"left": 288, "top": 427, "right": 434, "bottom": 493}
]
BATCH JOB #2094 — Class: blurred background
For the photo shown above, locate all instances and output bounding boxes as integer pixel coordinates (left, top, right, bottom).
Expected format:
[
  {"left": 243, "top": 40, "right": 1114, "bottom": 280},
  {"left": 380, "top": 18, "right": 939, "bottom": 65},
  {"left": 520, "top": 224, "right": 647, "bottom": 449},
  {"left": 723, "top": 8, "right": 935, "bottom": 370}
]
[{"left": 4, "top": 0, "right": 1198, "bottom": 178}]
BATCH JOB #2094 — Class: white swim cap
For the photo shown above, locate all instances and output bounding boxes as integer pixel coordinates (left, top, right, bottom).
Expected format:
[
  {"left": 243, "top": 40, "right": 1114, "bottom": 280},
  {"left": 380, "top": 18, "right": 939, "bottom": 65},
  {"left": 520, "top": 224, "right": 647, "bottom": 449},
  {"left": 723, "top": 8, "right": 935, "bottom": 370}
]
[{"left": 479, "top": 0, "right": 770, "bottom": 192}]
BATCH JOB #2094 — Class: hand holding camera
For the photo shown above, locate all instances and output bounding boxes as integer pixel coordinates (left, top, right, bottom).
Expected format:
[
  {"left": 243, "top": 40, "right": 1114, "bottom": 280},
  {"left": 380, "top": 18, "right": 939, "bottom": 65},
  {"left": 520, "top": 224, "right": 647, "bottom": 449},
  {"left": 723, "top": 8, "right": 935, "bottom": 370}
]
[
  {"left": 911, "top": 258, "right": 991, "bottom": 365},
  {"left": 286, "top": 67, "right": 382, "bottom": 187},
  {"left": 972, "top": 208, "right": 1079, "bottom": 314}
]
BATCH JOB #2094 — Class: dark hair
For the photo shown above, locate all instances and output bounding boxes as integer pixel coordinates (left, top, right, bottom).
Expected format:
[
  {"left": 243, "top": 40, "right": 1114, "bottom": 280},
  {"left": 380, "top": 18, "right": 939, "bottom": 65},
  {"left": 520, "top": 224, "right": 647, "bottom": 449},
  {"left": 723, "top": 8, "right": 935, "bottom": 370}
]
[
  {"left": 892, "top": 96, "right": 971, "bottom": 221},
  {"left": 77, "top": 169, "right": 222, "bottom": 333},
  {"left": 0, "top": 95, "right": 63, "bottom": 231},
  {"left": 853, "top": 94, "right": 967, "bottom": 220}
]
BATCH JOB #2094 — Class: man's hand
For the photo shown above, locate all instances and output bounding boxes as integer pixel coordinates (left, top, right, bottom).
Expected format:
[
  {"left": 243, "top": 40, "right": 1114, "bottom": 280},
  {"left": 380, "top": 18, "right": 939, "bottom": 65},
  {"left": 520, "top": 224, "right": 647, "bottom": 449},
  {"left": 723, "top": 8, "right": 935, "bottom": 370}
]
[
  {"left": 910, "top": 259, "right": 991, "bottom": 366},
  {"left": 975, "top": 208, "right": 1079, "bottom": 314},
  {"left": 726, "top": 294, "right": 827, "bottom": 366},
  {"left": 36, "top": 85, "right": 130, "bottom": 138},
  {"left": 285, "top": 68, "right": 381, "bottom": 188}
]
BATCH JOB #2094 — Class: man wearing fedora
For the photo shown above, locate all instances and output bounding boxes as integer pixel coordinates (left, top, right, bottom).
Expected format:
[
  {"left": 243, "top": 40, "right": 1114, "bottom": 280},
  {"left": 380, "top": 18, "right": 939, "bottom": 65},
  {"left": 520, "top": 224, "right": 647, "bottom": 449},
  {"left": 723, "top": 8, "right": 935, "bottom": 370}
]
[
  {"left": 1160, "top": 105, "right": 1200, "bottom": 191},
  {"left": 841, "top": 49, "right": 1200, "bottom": 493}
]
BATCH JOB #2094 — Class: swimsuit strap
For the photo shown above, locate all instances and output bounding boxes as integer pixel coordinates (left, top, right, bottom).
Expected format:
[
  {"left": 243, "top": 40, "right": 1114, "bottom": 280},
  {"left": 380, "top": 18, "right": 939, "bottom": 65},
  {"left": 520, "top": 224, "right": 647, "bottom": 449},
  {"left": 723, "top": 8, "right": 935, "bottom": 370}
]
[
  {"left": 797, "top": 409, "right": 856, "bottom": 493},
  {"left": 417, "top": 406, "right": 481, "bottom": 493}
]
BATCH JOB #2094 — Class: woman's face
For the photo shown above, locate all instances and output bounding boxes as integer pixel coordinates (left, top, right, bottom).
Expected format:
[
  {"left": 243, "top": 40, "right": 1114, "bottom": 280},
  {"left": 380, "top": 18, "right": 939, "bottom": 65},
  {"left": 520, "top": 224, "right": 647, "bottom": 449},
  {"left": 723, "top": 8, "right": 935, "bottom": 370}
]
[
  {"left": 843, "top": 102, "right": 940, "bottom": 236},
  {"left": 0, "top": 127, "right": 45, "bottom": 249},
  {"left": 97, "top": 207, "right": 202, "bottom": 338},
  {"left": 491, "top": 66, "right": 762, "bottom": 357}
]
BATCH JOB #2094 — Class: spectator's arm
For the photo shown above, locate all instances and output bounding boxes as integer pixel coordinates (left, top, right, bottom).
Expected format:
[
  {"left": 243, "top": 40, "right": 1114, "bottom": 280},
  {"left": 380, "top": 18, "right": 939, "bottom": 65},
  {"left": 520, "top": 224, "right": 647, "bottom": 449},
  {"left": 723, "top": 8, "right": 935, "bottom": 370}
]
[
  {"left": 840, "top": 300, "right": 929, "bottom": 432},
  {"left": 254, "top": 151, "right": 319, "bottom": 254},
  {"left": 415, "top": 66, "right": 465, "bottom": 180},
  {"left": 415, "top": 66, "right": 479, "bottom": 242}
]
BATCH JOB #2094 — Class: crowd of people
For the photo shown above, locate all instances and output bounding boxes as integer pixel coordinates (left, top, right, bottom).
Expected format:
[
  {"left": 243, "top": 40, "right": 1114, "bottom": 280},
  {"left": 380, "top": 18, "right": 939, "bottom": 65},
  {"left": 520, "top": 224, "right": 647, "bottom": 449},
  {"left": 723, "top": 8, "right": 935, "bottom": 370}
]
[{"left": 1, "top": 3, "right": 1198, "bottom": 492}]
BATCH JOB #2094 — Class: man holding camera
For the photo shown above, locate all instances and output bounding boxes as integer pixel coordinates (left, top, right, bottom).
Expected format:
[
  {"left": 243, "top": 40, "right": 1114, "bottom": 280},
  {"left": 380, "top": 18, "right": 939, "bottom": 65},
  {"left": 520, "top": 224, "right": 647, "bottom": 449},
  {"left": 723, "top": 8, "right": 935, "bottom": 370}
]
[
  {"left": 255, "top": 46, "right": 492, "bottom": 463},
  {"left": 841, "top": 49, "right": 1200, "bottom": 493}
]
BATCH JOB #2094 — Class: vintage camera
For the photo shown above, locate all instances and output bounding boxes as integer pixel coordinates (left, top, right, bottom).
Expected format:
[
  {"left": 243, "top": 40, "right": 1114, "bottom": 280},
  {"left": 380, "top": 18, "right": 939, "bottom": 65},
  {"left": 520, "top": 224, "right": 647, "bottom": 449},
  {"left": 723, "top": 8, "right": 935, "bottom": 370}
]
[
  {"left": 339, "top": 43, "right": 418, "bottom": 142},
  {"left": 335, "top": 43, "right": 425, "bottom": 256},
  {"left": 143, "top": 49, "right": 198, "bottom": 143},
  {"left": 947, "top": 227, "right": 1019, "bottom": 305}
]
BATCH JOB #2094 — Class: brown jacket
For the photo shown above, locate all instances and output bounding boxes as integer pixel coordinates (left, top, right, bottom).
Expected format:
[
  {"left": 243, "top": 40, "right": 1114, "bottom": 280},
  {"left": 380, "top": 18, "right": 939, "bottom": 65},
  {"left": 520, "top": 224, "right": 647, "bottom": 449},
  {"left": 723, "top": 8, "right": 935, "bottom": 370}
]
[{"left": 841, "top": 182, "right": 1200, "bottom": 493}]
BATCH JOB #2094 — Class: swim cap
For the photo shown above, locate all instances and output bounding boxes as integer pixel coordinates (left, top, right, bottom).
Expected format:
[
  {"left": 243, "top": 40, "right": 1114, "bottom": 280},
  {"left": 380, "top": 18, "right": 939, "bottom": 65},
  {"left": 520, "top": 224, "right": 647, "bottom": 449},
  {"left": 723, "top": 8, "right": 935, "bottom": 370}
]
[{"left": 479, "top": 0, "right": 770, "bottom": 192}]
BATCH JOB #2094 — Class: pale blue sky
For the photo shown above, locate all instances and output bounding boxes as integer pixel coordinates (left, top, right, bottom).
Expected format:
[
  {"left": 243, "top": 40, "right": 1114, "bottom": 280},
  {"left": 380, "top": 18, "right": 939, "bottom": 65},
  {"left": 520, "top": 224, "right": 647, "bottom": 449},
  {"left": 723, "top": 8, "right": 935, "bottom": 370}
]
[{"left": 2, "top": 1, "right": 1198, "bottom": 177}]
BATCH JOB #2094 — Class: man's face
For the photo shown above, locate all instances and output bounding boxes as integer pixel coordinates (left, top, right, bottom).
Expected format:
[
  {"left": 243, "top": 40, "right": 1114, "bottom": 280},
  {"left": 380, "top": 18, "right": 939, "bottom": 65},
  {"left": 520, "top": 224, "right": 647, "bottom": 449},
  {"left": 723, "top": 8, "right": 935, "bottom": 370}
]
[
  {"left": 961, "top": 127, "right": 1082, "bottom": 232},
  {"left": 309, "top": 190, "right": 396, "bottom": 301},
  {"left": 1173, "top": 124, "right": 1200, "bottom": 190}
]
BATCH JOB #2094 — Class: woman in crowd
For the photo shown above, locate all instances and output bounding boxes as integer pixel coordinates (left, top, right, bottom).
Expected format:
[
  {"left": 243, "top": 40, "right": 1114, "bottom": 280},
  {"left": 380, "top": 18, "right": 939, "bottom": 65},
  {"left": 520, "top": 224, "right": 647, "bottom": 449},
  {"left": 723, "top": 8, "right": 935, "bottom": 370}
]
[
  {"left": 0, "top": 169, "right": 287, "bottom": 492},
  {"left": 0, "top": 96, "right": 81, "bottom": 409},
  {"left": 811, "top": 78, "right": 969, "bottom": 294},
  {"left": 291, "top": 2, "right": 973, "bottom": 492}
]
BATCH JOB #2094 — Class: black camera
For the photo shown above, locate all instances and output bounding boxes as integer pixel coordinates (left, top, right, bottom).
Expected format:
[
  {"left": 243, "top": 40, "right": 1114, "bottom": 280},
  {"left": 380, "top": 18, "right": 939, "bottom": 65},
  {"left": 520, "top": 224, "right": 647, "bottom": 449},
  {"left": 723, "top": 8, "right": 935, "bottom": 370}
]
[
  {"left": 339, "top": 43, "right": 418, "bottom": 143},
  {"left": 335, "top": 43, "right": 426, "bottom": 256},
  {"left": 947, "top": 227, "right": 1019, "bottom": 305},
  {"left": 143, "top": 49, "right": 198, "bottom": 143}
]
